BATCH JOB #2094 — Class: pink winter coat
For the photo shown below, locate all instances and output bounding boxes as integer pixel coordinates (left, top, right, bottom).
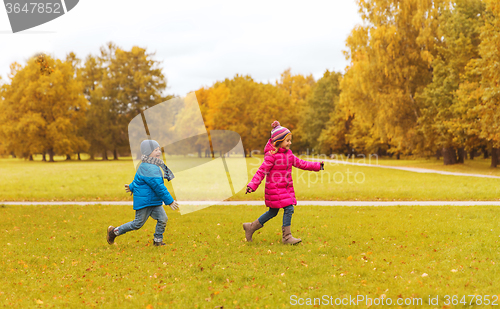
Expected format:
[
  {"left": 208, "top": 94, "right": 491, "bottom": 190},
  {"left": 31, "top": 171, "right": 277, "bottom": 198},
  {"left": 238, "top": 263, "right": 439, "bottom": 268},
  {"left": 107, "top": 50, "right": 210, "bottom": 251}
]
[{"left": 248, "top": 139, "right": 321, "bottom": 208}]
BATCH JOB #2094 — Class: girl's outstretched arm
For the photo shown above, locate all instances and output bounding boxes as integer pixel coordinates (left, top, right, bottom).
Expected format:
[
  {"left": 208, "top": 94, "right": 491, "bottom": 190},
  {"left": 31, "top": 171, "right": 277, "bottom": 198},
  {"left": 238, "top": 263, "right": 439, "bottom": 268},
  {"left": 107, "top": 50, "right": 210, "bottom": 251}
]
[
  {"left": 247, "top": 155, "right": 275, "bottom": 191},
  {"left": 291, "top": 154, "right": 322, "bottom": 171}
]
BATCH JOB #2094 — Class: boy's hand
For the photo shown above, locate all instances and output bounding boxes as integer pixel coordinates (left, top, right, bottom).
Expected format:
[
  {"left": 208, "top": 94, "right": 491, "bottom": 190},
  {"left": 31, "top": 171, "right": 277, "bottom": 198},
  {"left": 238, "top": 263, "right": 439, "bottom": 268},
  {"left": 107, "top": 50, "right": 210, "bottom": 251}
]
[
  {"left": 246, "top": 186, "right": 254, "bottom": 194},
  {"left": 125, "top": 184, "right": 132, "bottom": 195},
  {"left": 320, "top": 161, "right": 324, "bottom": 170},
  {"left": 168, "top": 201, "right": 179, "bottom": 210}
]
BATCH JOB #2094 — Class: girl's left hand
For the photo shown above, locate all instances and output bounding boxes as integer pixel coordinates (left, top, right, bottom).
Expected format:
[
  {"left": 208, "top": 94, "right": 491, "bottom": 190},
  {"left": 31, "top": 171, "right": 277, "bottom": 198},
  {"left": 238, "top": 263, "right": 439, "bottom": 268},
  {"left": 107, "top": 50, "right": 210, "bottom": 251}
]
[
  {"left": 320, "top": 161, "right": 324, "bottom": 170},
  {"left": 246, "top": 186, "right": 254, "bottom": 194}
]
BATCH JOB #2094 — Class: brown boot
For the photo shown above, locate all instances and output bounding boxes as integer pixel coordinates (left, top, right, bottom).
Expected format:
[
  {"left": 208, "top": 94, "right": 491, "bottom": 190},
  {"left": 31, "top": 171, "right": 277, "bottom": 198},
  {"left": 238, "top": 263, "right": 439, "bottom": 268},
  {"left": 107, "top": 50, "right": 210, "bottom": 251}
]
[
  {"left": 242, "top": 219, "right": 263, "bottom": 242},
  {"left": 282, "top": 226, "right": 301, "bottom": 245},
  {"left": 107, "top": 226, "right": 117, "bottom": 245}
]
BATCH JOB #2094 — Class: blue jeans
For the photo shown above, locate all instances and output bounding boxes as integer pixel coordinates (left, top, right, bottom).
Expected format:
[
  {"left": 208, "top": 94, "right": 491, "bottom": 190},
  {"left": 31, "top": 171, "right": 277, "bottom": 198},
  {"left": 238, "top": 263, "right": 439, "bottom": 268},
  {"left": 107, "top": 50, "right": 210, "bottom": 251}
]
[
  {"left": 117, "top": 205, "right": 168, "bottom": 242},
  {"left": 258, "top": 205, "right": 294, "bottom": 227}
]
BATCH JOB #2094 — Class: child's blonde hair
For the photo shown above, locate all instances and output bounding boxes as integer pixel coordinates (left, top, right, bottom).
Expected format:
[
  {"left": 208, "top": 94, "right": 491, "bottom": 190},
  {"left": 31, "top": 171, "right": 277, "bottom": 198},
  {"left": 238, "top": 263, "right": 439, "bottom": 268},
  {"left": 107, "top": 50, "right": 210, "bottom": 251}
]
[{"left": 269, "top": 139, "right": 288, "bottom": 155}]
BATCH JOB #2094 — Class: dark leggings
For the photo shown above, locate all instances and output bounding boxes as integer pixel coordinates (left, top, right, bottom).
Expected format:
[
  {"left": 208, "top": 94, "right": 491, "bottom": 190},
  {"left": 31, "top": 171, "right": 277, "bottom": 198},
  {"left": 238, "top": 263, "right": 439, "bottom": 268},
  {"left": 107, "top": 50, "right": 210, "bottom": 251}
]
[{"left": 257, "top": 205, "right": 294, "bottom": 227}]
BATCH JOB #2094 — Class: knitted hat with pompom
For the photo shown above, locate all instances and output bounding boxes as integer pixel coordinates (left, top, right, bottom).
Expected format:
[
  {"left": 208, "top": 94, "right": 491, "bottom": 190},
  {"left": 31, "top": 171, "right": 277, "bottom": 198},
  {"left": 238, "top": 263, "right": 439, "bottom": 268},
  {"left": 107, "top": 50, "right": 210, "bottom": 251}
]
[{"left": 270, "top": 121, "right": 291, "bottom": 144}]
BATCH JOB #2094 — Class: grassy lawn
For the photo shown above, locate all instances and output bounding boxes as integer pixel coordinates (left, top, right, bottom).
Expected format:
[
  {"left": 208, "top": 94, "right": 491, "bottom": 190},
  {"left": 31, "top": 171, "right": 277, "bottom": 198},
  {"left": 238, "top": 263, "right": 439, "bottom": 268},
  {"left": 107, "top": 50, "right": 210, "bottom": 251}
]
[
  {"left": 0, "top": 157, "right": 137, "bottom": 201},
  {"left": 1, "top": 205, "right": 499, "bottom": 308},
  {"left": 2, "top": 156, "right": 500, "bottom": 201},
  {"left": 322, "top": 154, "right": 500, "bottom": 177}
]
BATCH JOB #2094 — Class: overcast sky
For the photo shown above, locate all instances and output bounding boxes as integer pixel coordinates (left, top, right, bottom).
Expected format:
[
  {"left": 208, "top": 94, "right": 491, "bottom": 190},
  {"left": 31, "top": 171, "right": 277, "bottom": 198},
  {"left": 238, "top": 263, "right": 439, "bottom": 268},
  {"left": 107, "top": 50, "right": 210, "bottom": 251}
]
[{"left": 0, "top": 0, "right": 363, "bottom": 96}]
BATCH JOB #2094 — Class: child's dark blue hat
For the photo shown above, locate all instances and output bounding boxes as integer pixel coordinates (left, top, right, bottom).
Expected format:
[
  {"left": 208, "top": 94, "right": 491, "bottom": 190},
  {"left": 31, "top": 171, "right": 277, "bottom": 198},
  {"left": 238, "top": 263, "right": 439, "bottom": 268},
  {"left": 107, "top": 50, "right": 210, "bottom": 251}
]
[{"left": 141, "top": 140, "right": 160, "bottom": 156}]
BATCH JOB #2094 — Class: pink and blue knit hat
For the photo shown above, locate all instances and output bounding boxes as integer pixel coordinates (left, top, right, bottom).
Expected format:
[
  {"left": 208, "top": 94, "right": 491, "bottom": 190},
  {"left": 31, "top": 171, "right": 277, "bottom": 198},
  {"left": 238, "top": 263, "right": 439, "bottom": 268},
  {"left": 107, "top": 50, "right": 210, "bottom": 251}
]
[{"left": 271, "top": 121, "right": 291, "bottom": 144}]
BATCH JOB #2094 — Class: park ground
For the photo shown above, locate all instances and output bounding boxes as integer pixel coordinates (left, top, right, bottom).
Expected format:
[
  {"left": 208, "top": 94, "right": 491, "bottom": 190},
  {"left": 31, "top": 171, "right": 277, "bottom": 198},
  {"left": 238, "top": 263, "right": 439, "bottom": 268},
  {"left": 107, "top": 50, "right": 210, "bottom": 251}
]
[
  {"left": 1, "top": 156, "right": 500, "bottom": 308},
  {"left": 1, "top": 155, "right": 500, "bottom": 202}
]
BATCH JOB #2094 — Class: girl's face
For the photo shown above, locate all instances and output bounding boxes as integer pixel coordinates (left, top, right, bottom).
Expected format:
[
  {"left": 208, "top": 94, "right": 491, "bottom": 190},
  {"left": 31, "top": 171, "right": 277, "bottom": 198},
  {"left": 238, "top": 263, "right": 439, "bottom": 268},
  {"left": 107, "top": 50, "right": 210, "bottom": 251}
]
[
  {"left": 280, "top": 134, "right": 292, "bottom": 150},
  {"left": 149, "top": 147, "right": 162, "bottom": 159}
]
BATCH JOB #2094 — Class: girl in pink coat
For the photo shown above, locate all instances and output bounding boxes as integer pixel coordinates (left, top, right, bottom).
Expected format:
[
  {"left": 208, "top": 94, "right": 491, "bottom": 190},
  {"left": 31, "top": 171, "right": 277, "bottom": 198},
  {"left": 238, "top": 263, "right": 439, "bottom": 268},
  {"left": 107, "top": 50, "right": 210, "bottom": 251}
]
[{"left": 244, "top": 121, "right": 324, "bottom": 244}]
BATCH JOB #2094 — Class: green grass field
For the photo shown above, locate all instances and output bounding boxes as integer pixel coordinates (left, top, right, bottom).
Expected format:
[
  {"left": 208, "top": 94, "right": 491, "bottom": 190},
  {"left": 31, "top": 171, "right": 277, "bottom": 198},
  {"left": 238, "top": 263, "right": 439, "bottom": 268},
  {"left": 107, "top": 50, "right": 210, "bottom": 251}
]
[
  {"left": 1, "top": 205, "right": 499, "bottom": 308},
  {"left": 1, "top": 156, "right": 500, "bottom": 202},
  {"left": 324, "top": 154, "right": 500, "bottom": 177},
  {"left": 2, "top": 156, "right": 500, "bottom": 308}
]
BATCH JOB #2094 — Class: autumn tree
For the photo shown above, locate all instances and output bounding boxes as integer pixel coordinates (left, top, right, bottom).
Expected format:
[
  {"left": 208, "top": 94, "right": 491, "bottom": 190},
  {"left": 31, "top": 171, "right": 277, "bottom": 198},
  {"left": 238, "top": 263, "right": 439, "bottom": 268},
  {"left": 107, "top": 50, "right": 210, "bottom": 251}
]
[
  {"left": 64, "top": 51, "right": 88, "bottom": 160},
  {"left": 80, "top": 53, "right": 110, "bottom": 160},
  {"left": 0, "top": 76, "right": 5, "bottom": 156},
  {"left": 82, "top": 42, "right": 169, "bottom": 160},
  {"left": 210, "top": 75, "right": 271, "bottom": 155},
  {"left": 418, "top": 0, "right": 485, "bottom": 165},
  {"left": 0, "top": 54, "right": 87, "bottom": 162},
  {"left": 275, "top": 69, "right": 316, "bottom": 152},
  {"left": 197, "top": 74, "right": 291, "bottom": 156},
  {"left": 300, "top": 70, "right": 342, "bottom": 154},
  {"left": 342, "top": 0, "right": 447, "bottom": 157},
  {"left": 458, "top": 0, "right": 500, "bottom": 167}
]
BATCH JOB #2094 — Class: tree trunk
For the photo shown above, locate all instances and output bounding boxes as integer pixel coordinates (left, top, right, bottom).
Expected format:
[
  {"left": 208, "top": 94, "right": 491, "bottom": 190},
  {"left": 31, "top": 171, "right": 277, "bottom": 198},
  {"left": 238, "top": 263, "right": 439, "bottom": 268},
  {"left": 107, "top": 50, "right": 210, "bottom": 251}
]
[
  {"left": 102, "top": 150, "right": 108, "bottom": 161},
  {"left": 347, "top": 148, "right": 355, "bottom": 158},
  {"left": 89, "top": 152, "right": 95, "bottom": 160},
  {"left": 77, "top": 153, "right": 81, "bottom": 160},
  {"left": 29, "top": 154, "right": 34, "bottom": 161},
  {"left": 48, "top": 148, "right": 55, "bottom": 162},
  {"left": 42, "top": 153, "right": 46, "bottom": 162},
  {"left": 469, "top": 150, "right": 475, "bottom": 160},
  {"left": 11, "top": 152, "right": 16, "bottom": 158},
  {"left": 491, "top": 148, "right": 498, "bottom": 168},
  {"left": 113, "top": 148, "right": 118, "bottom": 160},
  {"left": 436, "top": 149, "right": 441, "bottom": 160},
  {"left": 443, "top": 147, "right": 457, "bottom": 165},
  {"left": 66, "top": 154, "right": 71, "bottom": 161},
  {"left": 377, "top": 147, "right": 387, "bottom": 157},
  {"left": 483, "top": 146, "right": 488, "bottom": 159},
  {"left": 457, "top": 147, "right": 465, "bottom": 164},
  {"left": 396, "top": 153, "right": 400, "bottom": 160}
]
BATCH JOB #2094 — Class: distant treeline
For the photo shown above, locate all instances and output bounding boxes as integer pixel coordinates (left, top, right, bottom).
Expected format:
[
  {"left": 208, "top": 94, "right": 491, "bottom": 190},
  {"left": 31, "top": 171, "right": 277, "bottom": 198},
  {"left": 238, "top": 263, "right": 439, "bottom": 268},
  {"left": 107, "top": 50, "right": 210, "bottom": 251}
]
[{"left": 1, "top": 0, "right": 500, "bottom": 166}]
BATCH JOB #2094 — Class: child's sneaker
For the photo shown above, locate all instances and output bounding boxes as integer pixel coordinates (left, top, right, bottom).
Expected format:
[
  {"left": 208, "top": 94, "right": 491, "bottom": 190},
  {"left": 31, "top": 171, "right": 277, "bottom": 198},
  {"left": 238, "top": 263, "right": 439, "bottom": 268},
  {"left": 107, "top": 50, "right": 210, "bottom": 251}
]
[
  {"left": 153, "top": 240, "right": 166, "bottom": 246},
  {"left": 107, "top": 226, "right": 117, "bottom": 245}
]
